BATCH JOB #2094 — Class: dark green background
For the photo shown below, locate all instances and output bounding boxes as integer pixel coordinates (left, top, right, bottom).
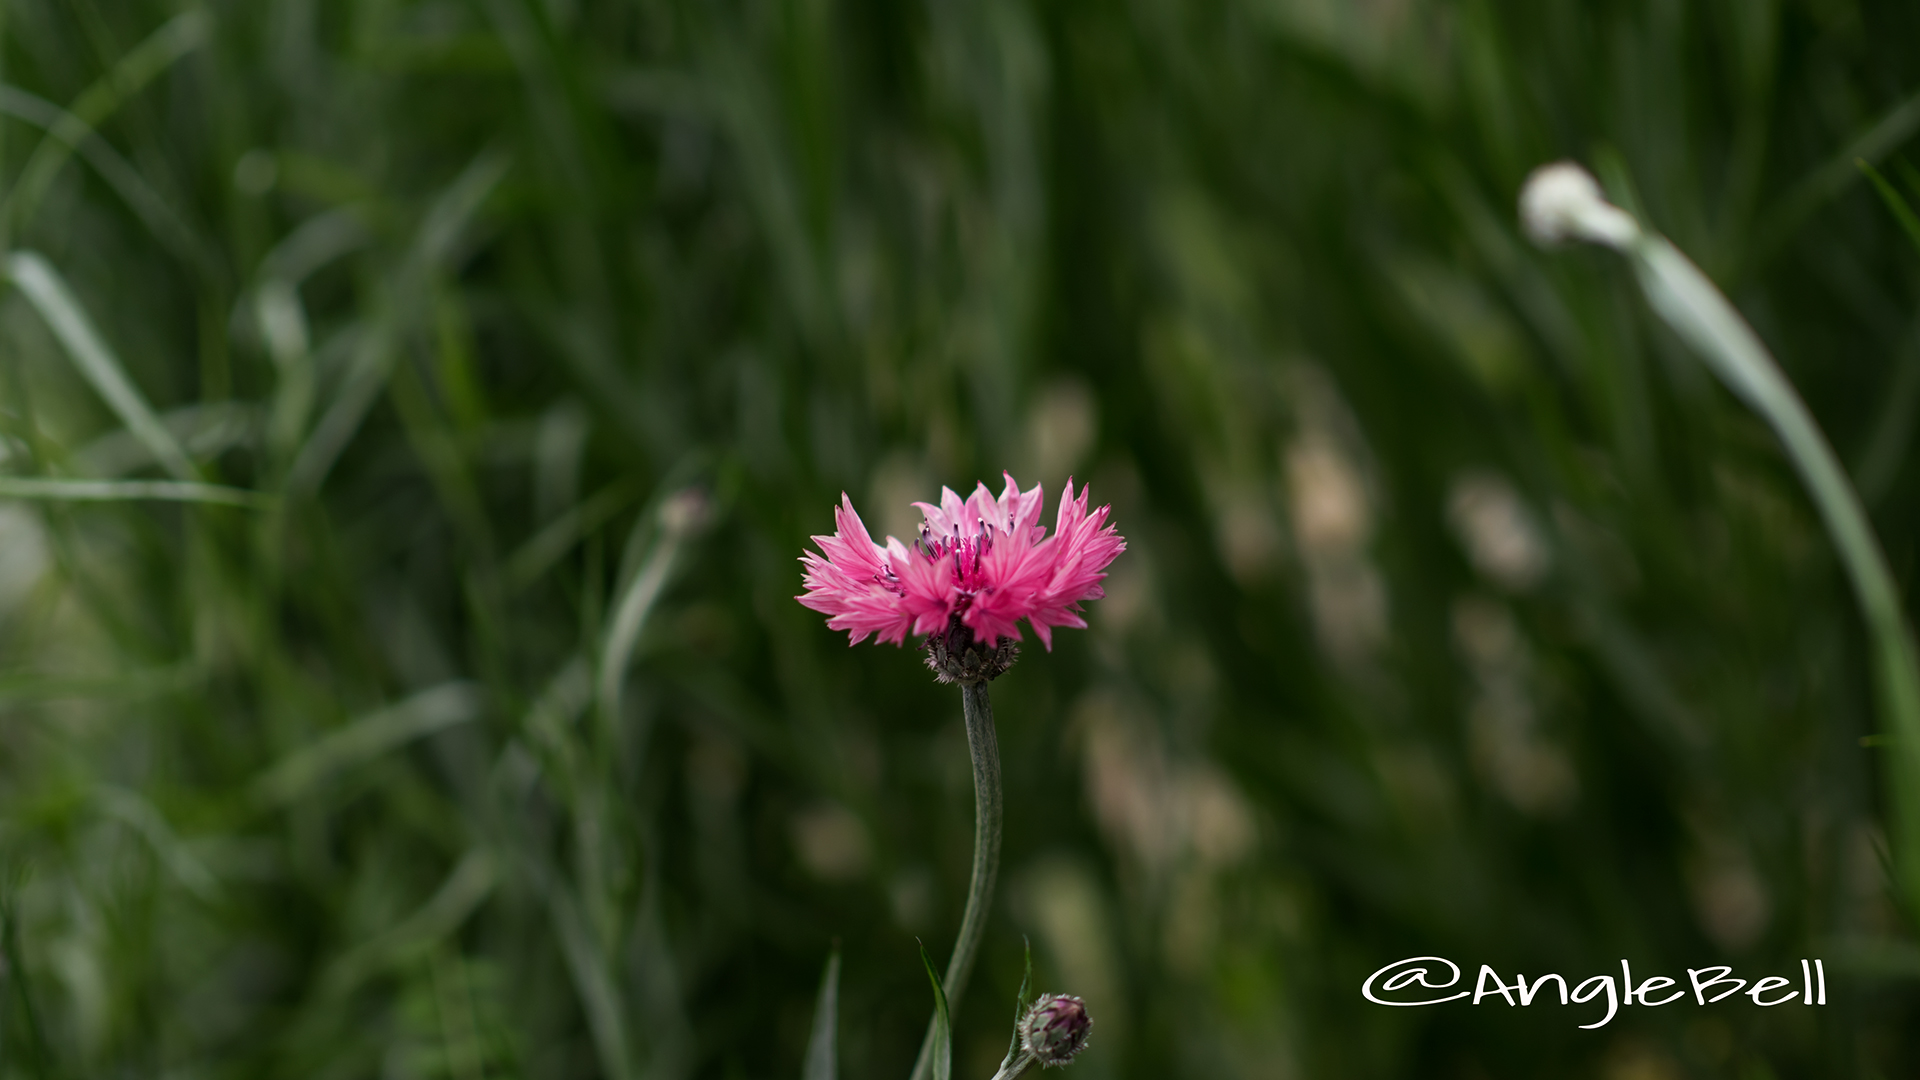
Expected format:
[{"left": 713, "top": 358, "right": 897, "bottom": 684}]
[{"left": 0, "top": 0, "right": 1917, "bottom": 1076}]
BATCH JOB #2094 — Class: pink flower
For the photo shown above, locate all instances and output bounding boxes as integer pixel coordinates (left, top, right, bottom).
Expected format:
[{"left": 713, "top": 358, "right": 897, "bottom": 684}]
[{"left": 798, "top": 472, "right": 1126, "bottom": 650}]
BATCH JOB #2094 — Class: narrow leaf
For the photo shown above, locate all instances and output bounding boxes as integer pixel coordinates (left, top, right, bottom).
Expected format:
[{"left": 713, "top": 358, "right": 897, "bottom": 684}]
[
  {"left": 1017, "top": 936, "right": 1034, "bottom": 1017},
  {"left": 254, "top": 682, "right": 482, "bottom": 805},
  {"left": 997, "top": 937, "right": 1037, "bottom": 1073},
  {"left": 1757, "top": 85, "right": 1920, "bottom": 262},
  {"left": 95, "top": 787, "right": 220, "bottom": 903},
  {"left": 0, "top": 86, "right": 208, "bottom": 268},
  {"left": 505, "top": 478, "right": 641, "bottom": 591},
  {"left": 919, "top": 941, "right": 952, "bottom": 1080},
  {"left": 803, "top": 947, "right": 841, "bottom": 1080},
  {"left": 0, "top": 478, "right": 264, "bottom": 507},
  {"left": 282, "top": 150, "right": 506, "bottom": 496},
  {"left": 6, "top": 10, "right": 212, "bottom": 232},
  {"left": 0, "top": 887, "right": 54, "bottom": 1077},
  {"left": 6, "top": 251, "right": 198, "bottom": 480},
  {"left": 284, "top": 323, "right": 393, "bottom": 495},
  {"left": 597, "top": 488, "right": 706, "bottom": 732},
  {"left": 548, "top": 880, "right": 636, "bottom": 1080},
  {"left": 418, "top": 149, "right": 511, "bottom": 267},
  {"left": 256, "top": 279, "right": 317, "bottom": 461},
  {"left": 73, "top": 402, "right": 257, "bottom": 478},
  {"left": 321, "top": 848, "right": 498, "bottom": 996},
  {"left": 1896, "top": 156, "right": 1920, "bottom": 206},
  {"left": 1858, "top": 158, "right": 1920, "bottom": 256},
  {"left": 0, "top": 666, "right": 197, "bottom": 704}
]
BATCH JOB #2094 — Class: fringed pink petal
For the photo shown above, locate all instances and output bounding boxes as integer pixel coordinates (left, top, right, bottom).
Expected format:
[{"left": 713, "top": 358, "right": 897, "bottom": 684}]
[
  {"left": 798, "top": 475, "right": 1123, "bottom": 652},
  {"left": 895, "top": 544, "right": 959, "bottom": 636}
]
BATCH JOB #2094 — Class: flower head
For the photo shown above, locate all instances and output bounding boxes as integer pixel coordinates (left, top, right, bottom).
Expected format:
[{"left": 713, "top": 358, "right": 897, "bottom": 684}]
[
  {"left": 1518, "top": 161, "right": 1641, "bottom": 249},
  {"left": 797, "top": 472, "right": 1126, "bottom": 658},
  {"left": 1018, "top": 993, "right": 1092, "bottom": 1067}
]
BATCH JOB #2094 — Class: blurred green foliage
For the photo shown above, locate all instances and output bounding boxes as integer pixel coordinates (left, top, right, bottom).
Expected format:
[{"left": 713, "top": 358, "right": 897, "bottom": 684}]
[{"left": 1, "top": 0, "right": 1919, "bottom": 1077}]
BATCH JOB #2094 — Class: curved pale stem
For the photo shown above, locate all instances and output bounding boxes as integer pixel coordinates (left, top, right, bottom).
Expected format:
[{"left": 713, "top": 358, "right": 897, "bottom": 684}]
[
  {"left": 1522, "top": 161, "right": 1920, "bottom": 918},
  {"left": 908, "top": 680, "right": 1003, "bottom": 1080},
  {"left": 1625, "top": 232, "right": 1920, "bottom": 914}
]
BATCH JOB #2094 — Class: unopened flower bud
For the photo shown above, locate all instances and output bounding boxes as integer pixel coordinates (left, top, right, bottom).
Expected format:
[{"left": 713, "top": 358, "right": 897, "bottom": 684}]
[{"left": 1019, "top": 993, "right": 1092, "bottom": 1067}]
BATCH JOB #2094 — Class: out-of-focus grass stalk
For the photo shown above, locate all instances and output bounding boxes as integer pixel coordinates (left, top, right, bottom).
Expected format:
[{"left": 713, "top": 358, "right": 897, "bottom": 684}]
[
  {"left": 0, "top": 9, "right": 210, "bottom": 244},
  {"left": 562, "top": 485, "right": 707, "bottom": 1080},
  {"left": 0, "top": 889, "right": 53, "bottom": 1077},
  {"left": 597, "top": 487, "right": 709, "bottom": 736},
  {"left": 6, "top": 250, "right": 198, "bottom": 480},
  {"left": 253, "top": 682, "right": 484, "bottom": 807},
  {"left": 0, "top": 86, "right": 207, "bottom": 268},
  {"left": 0, "top": 477, "right": 264, "bottom": 506},
  {"left": 1523, "top": 162, "right": 1920, "bottom": 920}
]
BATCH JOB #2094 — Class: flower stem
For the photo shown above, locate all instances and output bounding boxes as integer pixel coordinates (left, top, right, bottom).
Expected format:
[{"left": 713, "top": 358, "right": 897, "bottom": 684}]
[
  {"left": 988, "top": 1050, "right": 1037, "bottom": 1080},
  {"left": 908, "top": 679, "right": 1003, "bottom": 1080}
]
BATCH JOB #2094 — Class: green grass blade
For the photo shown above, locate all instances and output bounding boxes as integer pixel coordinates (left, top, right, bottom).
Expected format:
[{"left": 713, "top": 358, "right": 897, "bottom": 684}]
[
  {"left": 597, "top": 489, "right": 706, "bottom": 734},
  {"left": 1895, "top": 157, "right": 1920, "bottom": 205},
  {"left": 4, "top": 10, "right": 212, "bottom": 235},
  {"left": 417, "top": 150, "right": 511, "bottom": 268},
  {"left": 1753, "top": 84, "right": 1920, "bottom": 267},
  {"left": 0, "top": 666, "right": 198, "bottom": 704},
  {"left": 255, "top": 279, "right": 317, "bottom": 463},
  {"left": 257, "top": 206, "right": 374, "bottom": 285},
  {"left": 0, "top": 478, "right": 263, "bottom": 507},
  {"left": 282, "top": 323, "right": 393, "bottom": 495},
  {"left": 94, "top": 786, "right": 220, "bottom": 903},
  {"left": 1016, "top": 936, "right": 1033, "bottom": 1017},
  {"left": 803, "top": 948, "right": 841, "bottom": 1080},
  {"left": 507, "top": 480, "right": 642, "bottom": 591},
  {"left": 253, "top": 682, "right": 482, "bottom": 806},
  {"left": 0, "top": 86, "right": 208, "bottom": 269},
  {"left": 72, "top": 402, "right": 257, "bottom": 478},
  {"left": 0, "top": 887, "right": 55, "bottom": 1079},
  {"left": 547, "top": 880, "right": 635, "bottom": 1080},
  {"left": 321, "top": 848, "right": 498, "bottom": 997},
  {"left": 1858, "top": 158, "right": 1920, "bottom": 257},
  {"left": 919, "top": 941, "right": 952, "bottom": 1080},
  {"left": 282, "top": 151, "right": 506, "bottom": 496},
  {"left": 5, "top": 251, "right": 198, "bottom": 480}
]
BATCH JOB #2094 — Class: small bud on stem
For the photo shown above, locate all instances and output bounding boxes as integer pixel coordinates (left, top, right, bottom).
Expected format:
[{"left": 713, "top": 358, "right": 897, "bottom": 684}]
[
  {"left": 1022, "top": 994, "right": 1092, "bottom": 1066},
  {"left": 990, "top": 993, "right": 1093, "bottom": 1079}
]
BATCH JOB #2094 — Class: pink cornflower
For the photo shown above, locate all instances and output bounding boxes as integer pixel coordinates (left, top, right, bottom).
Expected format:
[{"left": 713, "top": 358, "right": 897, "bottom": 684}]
[{"left": 797, "top": 472, "right": 1126, "bottom": 652}]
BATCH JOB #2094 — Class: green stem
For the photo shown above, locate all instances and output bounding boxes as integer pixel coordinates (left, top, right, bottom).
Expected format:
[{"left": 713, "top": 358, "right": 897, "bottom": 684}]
[
  {"left": 2, "top": 894, "right": 54, "bottom": 1079},
  {"left": 988, "top": 1050, "right": 1037, "bottom": 1080},
  {"left": 908, "top": 680, "right": 1003, "bottom": 1080}
]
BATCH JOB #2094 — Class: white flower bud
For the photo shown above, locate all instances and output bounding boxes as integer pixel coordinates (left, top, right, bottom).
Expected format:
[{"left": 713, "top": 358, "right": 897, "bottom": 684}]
[{"left": 1518, "top": 162, "right": 1640, "bottom": 250}]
